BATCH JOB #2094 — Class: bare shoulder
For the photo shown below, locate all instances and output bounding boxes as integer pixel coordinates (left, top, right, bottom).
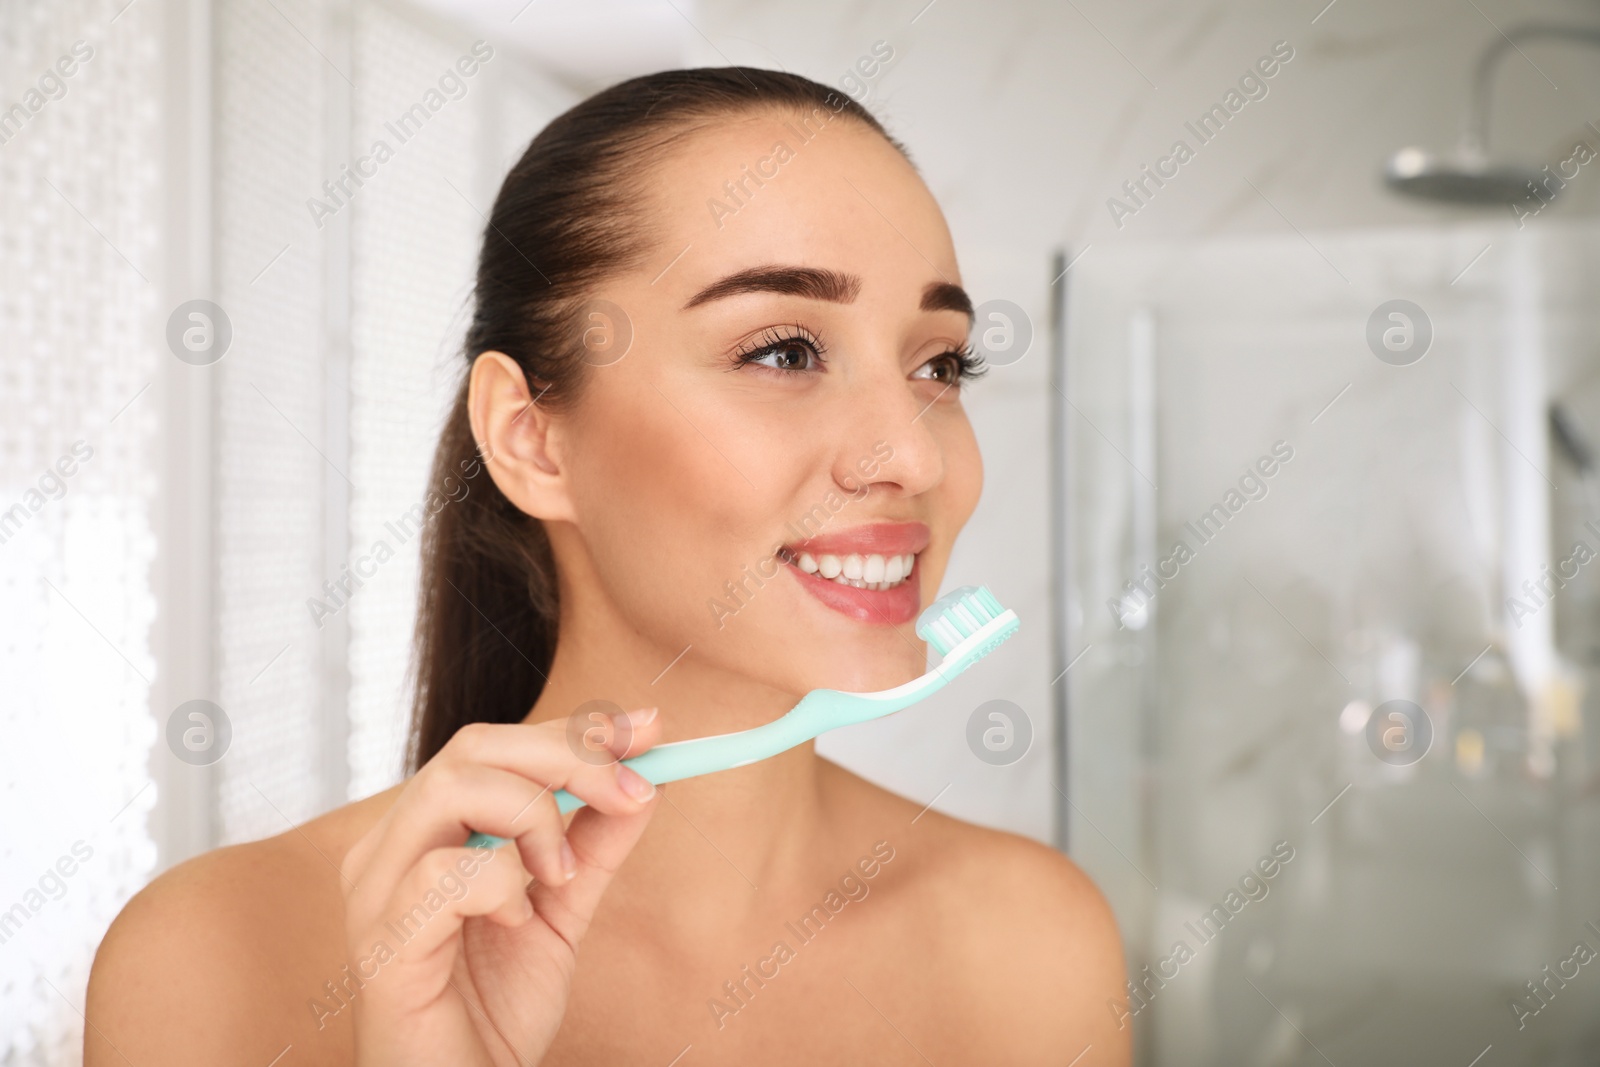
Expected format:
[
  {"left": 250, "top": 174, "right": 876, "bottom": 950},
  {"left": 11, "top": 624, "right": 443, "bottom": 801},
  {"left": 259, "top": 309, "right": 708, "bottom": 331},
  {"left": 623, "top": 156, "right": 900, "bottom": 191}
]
[
  {"left": 820, "top": 761, "right": 1131, "bottom": 1066},
  {"left": 84, "top": 786, "right": 401, "bottom": 1066}
]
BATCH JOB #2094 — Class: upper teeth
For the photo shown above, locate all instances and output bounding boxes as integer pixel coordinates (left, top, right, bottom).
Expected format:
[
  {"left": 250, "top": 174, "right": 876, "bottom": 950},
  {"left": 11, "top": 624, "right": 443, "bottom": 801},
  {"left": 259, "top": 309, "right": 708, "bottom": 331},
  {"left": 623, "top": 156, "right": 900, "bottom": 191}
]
[{"left": 791, "top": 551, "right": 916, "bottom": 590}]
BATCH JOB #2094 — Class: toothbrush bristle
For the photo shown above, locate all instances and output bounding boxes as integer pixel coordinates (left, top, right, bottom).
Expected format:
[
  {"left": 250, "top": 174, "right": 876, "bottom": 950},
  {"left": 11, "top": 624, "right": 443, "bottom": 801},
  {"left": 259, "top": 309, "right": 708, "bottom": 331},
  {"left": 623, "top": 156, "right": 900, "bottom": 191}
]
[{"left": 916, "top": 584, "right": 1007, "bottom": 656}]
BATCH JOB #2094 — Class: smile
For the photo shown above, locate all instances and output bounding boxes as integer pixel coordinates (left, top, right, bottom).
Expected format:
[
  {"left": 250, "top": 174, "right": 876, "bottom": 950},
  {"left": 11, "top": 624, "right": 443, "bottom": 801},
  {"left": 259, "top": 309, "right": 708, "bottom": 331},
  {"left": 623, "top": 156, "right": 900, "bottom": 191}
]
[
  {"left": 777, "top": 548, "right": 917, "bottom": 591},
  {"left": 775, "top": 521, "right": 930, "bottom": 625}
]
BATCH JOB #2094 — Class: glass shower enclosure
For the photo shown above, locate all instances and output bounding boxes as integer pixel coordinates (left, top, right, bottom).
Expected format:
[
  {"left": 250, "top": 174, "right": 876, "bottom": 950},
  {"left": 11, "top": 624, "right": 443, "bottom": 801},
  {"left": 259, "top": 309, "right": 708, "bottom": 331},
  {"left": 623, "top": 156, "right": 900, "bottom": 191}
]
[{"left": 1062, "top": 220, "right": 1600, "bottom": 1066}]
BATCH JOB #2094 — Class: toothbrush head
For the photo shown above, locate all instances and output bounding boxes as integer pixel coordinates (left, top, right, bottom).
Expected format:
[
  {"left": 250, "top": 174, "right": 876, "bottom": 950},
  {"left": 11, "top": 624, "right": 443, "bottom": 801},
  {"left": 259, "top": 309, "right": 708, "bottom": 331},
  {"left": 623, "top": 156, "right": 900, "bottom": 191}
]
[{"left": 917, "top": 584, "right": 1017, "bottom": 660}]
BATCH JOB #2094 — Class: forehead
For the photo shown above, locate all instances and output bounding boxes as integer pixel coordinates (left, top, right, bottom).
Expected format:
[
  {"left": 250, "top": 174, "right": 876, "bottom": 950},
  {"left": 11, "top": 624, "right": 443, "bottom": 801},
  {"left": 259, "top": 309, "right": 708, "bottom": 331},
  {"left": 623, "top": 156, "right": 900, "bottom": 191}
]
[{"left": 638, "top": 109, "right": 961, "bottom": 299}]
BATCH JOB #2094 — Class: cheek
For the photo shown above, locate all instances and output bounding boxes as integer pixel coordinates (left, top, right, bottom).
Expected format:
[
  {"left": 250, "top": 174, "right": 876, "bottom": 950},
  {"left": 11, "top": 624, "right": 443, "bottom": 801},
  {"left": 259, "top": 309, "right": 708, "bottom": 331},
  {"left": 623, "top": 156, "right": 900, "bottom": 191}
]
[
  {"left": 564, "top": 378, "right": 799, "bottom": 640},
  {"left": 914, "top": 414, "right": 983, "bottom": 595},
  {"left": 941, "top": 414, "right": 984, "bottom": 529}
]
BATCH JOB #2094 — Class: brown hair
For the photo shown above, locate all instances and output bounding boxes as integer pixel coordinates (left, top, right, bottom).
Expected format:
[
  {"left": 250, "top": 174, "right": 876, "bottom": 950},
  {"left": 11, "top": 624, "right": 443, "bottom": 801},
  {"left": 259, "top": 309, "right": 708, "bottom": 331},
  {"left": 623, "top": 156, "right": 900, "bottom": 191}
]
[{"left": 405, "top": 67, "right": 907, "bottom": 771}]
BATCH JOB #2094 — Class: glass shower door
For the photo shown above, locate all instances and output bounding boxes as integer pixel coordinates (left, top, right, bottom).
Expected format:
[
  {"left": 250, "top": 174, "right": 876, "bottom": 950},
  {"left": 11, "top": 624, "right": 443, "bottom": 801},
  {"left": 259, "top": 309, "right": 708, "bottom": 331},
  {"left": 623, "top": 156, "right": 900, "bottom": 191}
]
[{"left": 1064, "top": 221, "right": 1600, "bottom": 1067}]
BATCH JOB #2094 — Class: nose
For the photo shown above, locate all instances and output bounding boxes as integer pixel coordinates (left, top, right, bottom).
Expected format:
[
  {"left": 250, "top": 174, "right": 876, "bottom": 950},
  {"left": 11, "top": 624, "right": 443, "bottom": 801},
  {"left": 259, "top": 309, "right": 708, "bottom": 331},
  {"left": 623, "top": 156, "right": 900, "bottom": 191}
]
[{"left": 829, "top": 361, "right": 947, "bottom": 499}]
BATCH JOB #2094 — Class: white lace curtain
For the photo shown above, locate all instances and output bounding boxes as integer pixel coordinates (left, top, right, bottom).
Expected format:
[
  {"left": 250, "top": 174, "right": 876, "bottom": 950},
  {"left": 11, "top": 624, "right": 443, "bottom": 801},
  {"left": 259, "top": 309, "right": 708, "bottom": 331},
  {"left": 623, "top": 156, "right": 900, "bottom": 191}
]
[
  {"left": 1, "top": 0, "right": 161, "bottom": 1059},
  {"left": 0, "top": 0, "right": 571, "bottom": 1060}
]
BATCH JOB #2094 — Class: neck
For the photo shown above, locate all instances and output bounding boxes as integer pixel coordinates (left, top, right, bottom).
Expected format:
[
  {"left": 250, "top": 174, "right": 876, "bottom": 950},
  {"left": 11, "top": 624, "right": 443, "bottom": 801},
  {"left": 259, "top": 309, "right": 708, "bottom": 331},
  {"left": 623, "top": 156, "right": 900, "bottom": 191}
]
[{"left": 522, "top": 582, "right": 835, "bottom": 930}]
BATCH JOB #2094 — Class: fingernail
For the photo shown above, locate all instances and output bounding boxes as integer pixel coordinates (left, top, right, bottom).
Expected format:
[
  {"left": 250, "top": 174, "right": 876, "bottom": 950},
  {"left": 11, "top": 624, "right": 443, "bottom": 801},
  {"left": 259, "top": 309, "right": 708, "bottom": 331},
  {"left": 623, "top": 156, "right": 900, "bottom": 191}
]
[
  {"left": 623, "top": 706, "right": 658, "bottom": 727},
  {"left": 617, "top": 764, "right": 656, "bottom": 801},
  {"left": 560, "top": 839, "right": 577, "bottom": 880}
]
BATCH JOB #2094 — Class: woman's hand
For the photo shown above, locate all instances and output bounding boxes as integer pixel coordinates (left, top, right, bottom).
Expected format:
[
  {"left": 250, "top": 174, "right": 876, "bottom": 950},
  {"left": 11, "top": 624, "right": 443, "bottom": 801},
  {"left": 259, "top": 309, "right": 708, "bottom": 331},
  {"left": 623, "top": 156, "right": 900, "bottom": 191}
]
[{"left": 339, "top": 707, "right": 661, "bottom": 1066}]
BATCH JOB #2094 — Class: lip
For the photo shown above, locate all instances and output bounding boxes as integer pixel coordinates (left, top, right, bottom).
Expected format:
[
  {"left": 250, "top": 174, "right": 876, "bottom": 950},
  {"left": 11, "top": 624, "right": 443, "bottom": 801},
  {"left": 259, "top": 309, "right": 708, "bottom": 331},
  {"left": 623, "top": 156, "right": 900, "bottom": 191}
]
[
  {"left": 778, "top": 521, "right": 928, "bottom": 626},
  {"left": 781, "top": 521, "right": 930, "bottom": 558}
]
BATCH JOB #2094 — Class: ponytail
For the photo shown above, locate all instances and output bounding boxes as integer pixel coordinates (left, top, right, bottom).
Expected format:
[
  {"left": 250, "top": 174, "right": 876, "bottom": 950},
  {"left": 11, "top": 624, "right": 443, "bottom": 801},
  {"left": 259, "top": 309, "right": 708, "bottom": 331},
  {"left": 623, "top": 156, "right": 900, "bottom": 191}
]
[{"left": 406, "top": 392, "right": 558, "bottom": 770}]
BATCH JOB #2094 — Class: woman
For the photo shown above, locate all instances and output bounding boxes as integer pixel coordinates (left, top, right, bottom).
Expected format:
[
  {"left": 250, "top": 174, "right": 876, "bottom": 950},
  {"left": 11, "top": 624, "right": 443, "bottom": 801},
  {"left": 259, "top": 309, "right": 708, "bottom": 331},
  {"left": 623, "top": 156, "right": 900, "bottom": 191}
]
[{"left": 86, "top": 67, "right": 1128, "bottom": 1065}]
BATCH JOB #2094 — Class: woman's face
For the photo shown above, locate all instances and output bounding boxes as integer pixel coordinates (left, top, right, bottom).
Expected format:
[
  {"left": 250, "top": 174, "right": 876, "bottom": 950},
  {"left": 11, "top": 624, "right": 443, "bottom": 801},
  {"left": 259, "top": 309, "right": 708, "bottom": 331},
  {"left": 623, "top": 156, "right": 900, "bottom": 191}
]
[{"left": 550, "top": 108, "right": 983, "bottom": 697}]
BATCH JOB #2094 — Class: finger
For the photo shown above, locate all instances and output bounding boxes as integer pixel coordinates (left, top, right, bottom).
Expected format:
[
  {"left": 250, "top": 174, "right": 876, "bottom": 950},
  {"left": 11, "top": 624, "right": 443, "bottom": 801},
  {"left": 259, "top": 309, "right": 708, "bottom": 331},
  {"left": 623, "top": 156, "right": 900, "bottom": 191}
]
[
  {"left": 357, "top": 714, "right": 662, "bottom": 902},
  {"left": 351, "top": 764, "right": 566, "bottom": 908},
  {"left": 601, "top": 706, "right": 660, "bottom": 760},
  {"left": 362, "top": 846, "right": 533, "bottom": 966},
  {"left": 453, "top": 713, "right": 663, "bottom": 809},
  {"left": 504, "top": 783, "right": 569, "bottom": 888},
  {"left": 528, "top": 793, "right": 658, "bottom": 946},
  {"left": 453, "top": 766, "right": 572, "bottom": 888}
]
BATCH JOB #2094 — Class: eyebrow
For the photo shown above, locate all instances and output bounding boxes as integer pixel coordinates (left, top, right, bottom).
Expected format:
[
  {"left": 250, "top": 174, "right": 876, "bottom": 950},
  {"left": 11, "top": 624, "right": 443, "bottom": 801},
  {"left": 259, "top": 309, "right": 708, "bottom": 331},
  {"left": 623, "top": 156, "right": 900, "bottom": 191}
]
[{"left": 682, "top": 264, "right": 973, "bottom": 322}]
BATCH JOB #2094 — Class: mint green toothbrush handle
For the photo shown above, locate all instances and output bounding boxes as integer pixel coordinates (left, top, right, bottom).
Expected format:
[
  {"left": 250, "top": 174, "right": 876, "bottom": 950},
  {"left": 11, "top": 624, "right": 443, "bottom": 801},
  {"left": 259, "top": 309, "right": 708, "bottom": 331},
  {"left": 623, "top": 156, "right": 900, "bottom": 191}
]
[
  {"left": 464, "top": 583, "right": 1019, "bottom": 851},
  {"left": 463, "top": 709, "right": 820, "bottom": 849}
]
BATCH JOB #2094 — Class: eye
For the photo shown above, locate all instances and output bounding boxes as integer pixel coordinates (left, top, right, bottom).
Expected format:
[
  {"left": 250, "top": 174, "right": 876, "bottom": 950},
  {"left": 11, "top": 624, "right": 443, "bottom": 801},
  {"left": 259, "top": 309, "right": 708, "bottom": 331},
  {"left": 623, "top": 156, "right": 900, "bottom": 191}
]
[
  {"left": 913, "top": 342, "right": 989, "bottom": 387},
  {"left": 732, "top": 325, "right": 828, "bottom": 374}
]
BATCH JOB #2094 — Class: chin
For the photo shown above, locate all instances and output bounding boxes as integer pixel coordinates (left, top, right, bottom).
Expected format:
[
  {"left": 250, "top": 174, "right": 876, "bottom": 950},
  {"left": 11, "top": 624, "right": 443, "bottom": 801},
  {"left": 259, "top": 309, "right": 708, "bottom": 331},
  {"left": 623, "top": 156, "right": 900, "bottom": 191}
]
[{"left": 759, "top": 619, "right": 930, "bottom": 697}]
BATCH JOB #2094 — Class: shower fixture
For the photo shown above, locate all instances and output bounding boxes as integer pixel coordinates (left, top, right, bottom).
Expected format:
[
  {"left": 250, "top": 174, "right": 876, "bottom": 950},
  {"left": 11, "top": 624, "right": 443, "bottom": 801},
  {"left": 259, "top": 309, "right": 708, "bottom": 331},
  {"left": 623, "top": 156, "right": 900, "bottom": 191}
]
[{"left": 1385, "top": 23, "right": 1600, "bottom": 205}]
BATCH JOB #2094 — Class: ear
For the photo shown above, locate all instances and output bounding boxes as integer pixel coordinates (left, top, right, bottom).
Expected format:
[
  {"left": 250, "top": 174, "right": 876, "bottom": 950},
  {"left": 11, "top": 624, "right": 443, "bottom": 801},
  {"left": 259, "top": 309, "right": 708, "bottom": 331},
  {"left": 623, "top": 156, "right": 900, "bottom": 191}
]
[{"left": 467, "top": 351, "right": 576, "bottom": 522}]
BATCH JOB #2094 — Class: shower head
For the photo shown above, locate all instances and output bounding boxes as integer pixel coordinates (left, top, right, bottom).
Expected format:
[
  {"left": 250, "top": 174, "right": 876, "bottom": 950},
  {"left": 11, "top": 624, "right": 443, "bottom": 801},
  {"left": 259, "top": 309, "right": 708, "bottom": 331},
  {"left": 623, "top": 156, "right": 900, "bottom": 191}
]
[
  {"left": 1384, "top": 22, "right": 1600, "bottom": 208},
  {"left": 1384, "top": 146, "right": 1547, "bottom": 205}
]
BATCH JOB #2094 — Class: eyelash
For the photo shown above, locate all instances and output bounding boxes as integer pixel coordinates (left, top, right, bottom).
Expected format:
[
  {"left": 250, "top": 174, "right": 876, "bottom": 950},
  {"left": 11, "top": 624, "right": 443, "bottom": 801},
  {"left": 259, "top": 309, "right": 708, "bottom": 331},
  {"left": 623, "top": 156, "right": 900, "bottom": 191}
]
[{"left": 731, "top": 325, "right": 990, "bottom": 385}]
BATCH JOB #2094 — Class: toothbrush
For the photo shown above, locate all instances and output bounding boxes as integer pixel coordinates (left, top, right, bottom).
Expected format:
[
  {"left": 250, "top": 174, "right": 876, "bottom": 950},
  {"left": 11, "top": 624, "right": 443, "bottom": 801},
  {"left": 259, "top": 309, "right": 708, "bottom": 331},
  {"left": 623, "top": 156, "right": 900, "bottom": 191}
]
[{"left": 464, "top": 584, "right": 1019, "bottom": 850}]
